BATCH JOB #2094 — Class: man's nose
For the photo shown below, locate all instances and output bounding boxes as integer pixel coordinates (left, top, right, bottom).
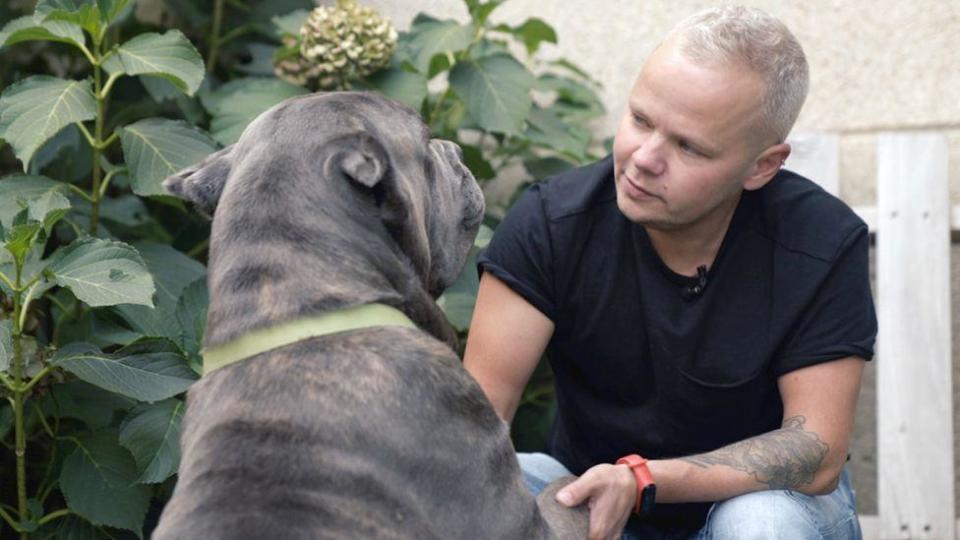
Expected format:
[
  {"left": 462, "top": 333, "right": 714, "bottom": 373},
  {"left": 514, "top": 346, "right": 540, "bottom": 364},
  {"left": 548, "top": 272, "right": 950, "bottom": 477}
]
[{"left": 630, "top": 132, "right": 667, "bottom": 177}]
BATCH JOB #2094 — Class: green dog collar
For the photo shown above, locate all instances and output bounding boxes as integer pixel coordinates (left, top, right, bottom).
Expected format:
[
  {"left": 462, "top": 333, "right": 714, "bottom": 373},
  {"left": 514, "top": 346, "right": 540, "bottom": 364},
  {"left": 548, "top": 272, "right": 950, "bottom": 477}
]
[{"left": 202, "top": 303, "right": 417, "bottom": 375}]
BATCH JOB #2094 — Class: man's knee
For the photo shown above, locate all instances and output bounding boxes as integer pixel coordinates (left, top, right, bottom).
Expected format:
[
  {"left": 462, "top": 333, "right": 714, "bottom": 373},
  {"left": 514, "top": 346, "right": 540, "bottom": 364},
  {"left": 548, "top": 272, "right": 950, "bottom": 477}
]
[
  {"left": 517, "top": 453, "right": 572, "bottom": 495},
  {"left": 702, "top": 490, "right": 829, "bottom": 539}
]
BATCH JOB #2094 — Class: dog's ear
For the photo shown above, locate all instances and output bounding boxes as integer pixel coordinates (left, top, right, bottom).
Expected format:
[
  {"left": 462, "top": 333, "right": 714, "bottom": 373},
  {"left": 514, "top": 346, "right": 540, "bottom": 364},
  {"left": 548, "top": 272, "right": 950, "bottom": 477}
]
[
  {"left": 332, "top": 133, "right": 388, "bottom": 188},
  {"left": 163, "top": 145, "right": 235, "bottom": 216}
]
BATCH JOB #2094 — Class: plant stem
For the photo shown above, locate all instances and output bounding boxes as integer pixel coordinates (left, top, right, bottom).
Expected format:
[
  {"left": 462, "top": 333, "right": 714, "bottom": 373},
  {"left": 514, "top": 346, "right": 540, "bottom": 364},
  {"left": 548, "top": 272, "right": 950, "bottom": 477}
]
[
  {"left": 37, "top": 509, "right": 71, "bottom": 526},
  {"left": 219, "top": 24, "right": 252, "bottom": 47},
  {"left": 90, "top": 55, "right": 105, "bottom": 236},
  {"left": 186, "top": 237, "right": 210, "bottom": 259},
  {"left": 207, "top": 0, "right": 225, "bottom": 74},
  {"left": 11, "top": 262, "right": 28, "bottom": 540},
  {"left": 0, "top": 506, "right": 22, "bottom": 533},
  {"left": 21, "top": 367, "right": 54, "bottom": 395}
]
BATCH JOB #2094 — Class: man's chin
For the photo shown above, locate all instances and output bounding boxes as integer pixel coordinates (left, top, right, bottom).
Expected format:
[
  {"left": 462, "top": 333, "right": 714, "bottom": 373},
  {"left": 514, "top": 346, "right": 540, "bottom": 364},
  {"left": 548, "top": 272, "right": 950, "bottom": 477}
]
[{"left": 615, "top": 189, "right": 665, "bottom": 226}]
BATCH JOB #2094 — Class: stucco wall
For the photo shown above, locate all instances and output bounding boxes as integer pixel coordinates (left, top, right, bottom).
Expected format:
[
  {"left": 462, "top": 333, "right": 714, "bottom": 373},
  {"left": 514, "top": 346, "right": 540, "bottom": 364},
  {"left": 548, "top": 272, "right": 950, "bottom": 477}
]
[{"left": 364, "top": 0, "right": 960, "bottom": 206}]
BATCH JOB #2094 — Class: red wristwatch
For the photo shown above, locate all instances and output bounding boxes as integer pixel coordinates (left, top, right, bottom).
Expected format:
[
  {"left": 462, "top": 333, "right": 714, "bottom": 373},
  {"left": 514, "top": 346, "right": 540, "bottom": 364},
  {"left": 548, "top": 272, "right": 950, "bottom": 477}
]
[{"left": 616, "top": 454, "right": 657, "bottom": 515}]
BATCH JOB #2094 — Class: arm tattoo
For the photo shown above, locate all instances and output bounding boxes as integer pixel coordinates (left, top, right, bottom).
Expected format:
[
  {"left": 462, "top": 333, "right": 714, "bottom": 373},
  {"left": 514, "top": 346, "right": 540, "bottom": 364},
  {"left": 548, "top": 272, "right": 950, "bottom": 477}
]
[{"left": 680, "top": 415, "right": 828, "bottom": 490}]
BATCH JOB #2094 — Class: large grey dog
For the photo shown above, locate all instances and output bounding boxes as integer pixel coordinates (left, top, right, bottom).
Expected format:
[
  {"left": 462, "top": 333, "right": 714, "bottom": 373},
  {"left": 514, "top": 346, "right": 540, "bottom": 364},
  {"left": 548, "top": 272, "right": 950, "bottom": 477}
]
[{"left": 151, "top": 92, "right": 587, "bottom": 539}]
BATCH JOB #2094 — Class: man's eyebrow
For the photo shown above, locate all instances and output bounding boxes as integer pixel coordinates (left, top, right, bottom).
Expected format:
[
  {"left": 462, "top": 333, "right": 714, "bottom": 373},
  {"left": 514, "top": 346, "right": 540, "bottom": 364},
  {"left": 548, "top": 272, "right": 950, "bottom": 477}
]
[{"left": 629, "top": 103, "right": 720, "bottom": 156}]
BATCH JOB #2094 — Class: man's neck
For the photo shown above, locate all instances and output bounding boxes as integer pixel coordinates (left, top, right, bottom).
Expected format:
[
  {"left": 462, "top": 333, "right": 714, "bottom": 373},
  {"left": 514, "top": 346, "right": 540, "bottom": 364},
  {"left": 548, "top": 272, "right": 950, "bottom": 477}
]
[{"left": 645, "top": 193, "right": 742, "bottom": 277}]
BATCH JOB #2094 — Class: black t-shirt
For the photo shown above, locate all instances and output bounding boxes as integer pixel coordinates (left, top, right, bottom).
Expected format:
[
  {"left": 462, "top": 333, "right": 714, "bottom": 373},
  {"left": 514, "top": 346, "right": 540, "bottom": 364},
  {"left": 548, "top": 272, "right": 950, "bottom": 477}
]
[{"left": 478, "top": 155, "right": 877, "bottom": 528}]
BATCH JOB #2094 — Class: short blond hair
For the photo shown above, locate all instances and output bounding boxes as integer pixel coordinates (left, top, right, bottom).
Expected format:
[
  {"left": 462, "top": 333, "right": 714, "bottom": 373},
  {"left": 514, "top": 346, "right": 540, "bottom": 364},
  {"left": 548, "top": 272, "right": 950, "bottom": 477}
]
[{"left": 668, "top": 6, "right": 809, "bottom": 144}]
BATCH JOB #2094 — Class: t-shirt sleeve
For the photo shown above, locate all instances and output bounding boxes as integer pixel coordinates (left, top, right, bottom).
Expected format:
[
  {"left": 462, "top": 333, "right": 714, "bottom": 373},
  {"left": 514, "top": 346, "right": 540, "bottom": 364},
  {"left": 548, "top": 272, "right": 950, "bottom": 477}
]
[
  {"left": 476, "top": 184, "right": 557, "bottom": 321},
  {"left": 774, "top": 224, "right": 877, "bottom": 375}
]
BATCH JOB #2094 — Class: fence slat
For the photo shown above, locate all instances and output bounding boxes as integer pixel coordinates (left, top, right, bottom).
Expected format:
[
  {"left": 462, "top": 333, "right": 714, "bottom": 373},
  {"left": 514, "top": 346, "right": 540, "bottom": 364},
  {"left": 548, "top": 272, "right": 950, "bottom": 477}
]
[
  {"left": 785, "top": 132, "right": 840, "bottom": 195},
  {"left": 877, "top": 132, "right": 954, "bottom": 539}
]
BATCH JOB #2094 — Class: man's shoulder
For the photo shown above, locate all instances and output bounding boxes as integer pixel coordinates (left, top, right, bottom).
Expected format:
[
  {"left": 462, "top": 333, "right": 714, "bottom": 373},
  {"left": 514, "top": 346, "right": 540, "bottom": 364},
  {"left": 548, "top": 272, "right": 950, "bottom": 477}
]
[
  {"left": 528, "top": 155, "right": 616, "bottom": 221},
  {"left": 751, "top": 169, "right": 867, "bottom": 261}
]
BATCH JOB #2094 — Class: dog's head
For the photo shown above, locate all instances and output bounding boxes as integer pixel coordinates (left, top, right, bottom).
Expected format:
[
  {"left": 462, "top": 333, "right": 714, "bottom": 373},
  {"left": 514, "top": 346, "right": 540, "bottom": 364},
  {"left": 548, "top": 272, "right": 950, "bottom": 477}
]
[{"left": 164, "top": 92, "right": 484, "bottom": 299}]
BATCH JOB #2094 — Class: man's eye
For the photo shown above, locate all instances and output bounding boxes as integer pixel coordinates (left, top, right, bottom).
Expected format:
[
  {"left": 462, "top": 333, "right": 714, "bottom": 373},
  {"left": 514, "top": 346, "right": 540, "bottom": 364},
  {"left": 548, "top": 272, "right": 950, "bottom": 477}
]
[
  {"left": 678, "top": 140, "right": 702, "bottom": 157},
  {"left": 632, "top": 114, "right": 650, "bottom": 128}
]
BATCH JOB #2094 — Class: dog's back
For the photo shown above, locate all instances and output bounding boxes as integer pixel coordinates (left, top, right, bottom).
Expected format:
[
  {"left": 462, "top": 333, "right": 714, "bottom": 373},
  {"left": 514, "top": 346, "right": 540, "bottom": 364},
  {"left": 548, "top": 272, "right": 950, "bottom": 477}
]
[{"left": 154, "top": 328, "right": 582, "bottom": 539}]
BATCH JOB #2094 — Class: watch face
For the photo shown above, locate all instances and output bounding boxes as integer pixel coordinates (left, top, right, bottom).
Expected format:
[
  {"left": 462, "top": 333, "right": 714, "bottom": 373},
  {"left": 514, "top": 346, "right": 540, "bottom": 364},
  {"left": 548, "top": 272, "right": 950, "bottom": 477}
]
[{"left": 640, "top": 485, "right": 657, "bottom": 515}]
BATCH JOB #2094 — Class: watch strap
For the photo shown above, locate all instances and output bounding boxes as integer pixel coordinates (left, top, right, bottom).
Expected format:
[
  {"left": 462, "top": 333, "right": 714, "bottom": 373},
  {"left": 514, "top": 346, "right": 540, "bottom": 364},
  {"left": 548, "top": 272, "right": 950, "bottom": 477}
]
[{"left": 616, "top": 454, "right": 657, "bottom": 515}]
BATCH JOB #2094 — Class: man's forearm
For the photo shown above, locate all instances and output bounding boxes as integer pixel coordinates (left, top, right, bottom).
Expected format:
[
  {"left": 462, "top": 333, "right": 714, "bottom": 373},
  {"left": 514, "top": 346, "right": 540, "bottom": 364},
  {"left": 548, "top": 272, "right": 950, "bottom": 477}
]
[{"left": 650, "top": 415, "right": 834, "bottom": 503}]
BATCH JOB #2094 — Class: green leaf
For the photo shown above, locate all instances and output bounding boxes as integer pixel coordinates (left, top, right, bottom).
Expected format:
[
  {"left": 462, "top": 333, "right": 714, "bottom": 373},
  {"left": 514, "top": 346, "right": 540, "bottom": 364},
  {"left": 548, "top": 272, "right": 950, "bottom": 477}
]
[
  {"left": 0, "top": 244, "right": 44, "bottom": 295},
  {"left": 271, "top": 9, "right": 309, "bottom": 37},
  {"left": 511, "top": 18, "right": 557, "bottom": 56},
  {"left": 40, "top": 380, "right": 136, "bottom": 429},
  {"left": 363, "top": 68, "right": 428, "bottom": 110},
  {"left": 45, "top": 237, "right": 155, "bottom": 307},
  {"left": 525, "top": 105, "right": 589, "bottom": 160},
  {"left": 469, "top": 37, "right": 510, "bottom": 59},
  {"left": 549, "top": 58, "right": 597, "bottom": 84},
  {"left": 5, "top": 222, "right": 43, "bottom": 269},
  {"left": 28, "top": 124, "right": 93, "bottom": 183},
  {"left": 536, "top": 74, "right": 600, "bottom": 105},
  {"left": 438, "top": 224, "right": 493, "bottom": 331},
  {"left": 460, "top": 144, "right": 495, "bottom": 180},
  {"left": 448, "top": 54, "right": 534, "bottom": 135},
  {"left": 0, "top": 319, "right": 11, "bottom": 373},
  {"left": 138, "top": 75, "right": 180, "bottom": 103},
  {"left": 117, "top": 118, "right": 218, "bottom": 197},
  {"left": 59, "top": 430, "right": 151, "bottom": 535},
  {"left": 57, "top": 308, "right": 142, "bottom": 348},
  {"left": 36, "top": 0, "right": 101, "bottom": 39},
  {"left": 200, "top": 78, "right": 308, "bottom": 145},
  {"left": 114, "top": 242, "right": 205, "bottom": 341},
  {"left": 174, "top": 277, "right": 207, "bottom": 365},
  {"left": 119, "top": 399, "right": 184, "bottom": 483},
  {"left": 0, "top": 76, "right": 96, "bottom": 171},
  {"left": 0, "top": 14, "right": 86, "bottom": 50},
  {"left": 523, "top": 155, "right": 576, "bottom": 179},
  {"left": 28, "top": 188, "right": 72, "bottom": 233},
  {"left": 34, "top": 514, "right": 101, "bottom": 539},
  {"left": 98, "top": 0, "right": 134, "bottom": 27},
  {"left": 52, "top": 339, "right": 198, "bottom": 402},
  {"left": 102, "top": 30, "right": 205, "bottom": 96},
  {"left": 464, "top": 0, "right": 504, "bottom": 27},
  {"left": 405, "top": 17, "right": 475, "bottom": 74},
  {"left": 250, "top": 0, "right": 314, "bottom": 37},
  {"left": 0, "top": 175, "right": 61, "bottom": 229}
]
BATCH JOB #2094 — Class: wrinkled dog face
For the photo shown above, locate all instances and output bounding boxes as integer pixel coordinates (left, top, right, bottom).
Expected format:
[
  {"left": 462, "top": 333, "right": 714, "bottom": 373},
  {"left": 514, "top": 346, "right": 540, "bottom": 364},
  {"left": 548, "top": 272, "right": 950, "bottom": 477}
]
[
  {"left": 422, "top": 138, "right": 484, "bottom": 295},
  {"left": 164, "top": 92, "right": 484, "bottom": 299}
]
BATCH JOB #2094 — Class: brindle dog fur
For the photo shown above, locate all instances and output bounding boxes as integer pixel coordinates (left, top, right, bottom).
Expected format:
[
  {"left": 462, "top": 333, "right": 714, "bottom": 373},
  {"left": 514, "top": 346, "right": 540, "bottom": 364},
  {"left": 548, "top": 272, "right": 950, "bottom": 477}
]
[{"left": 151, "top": 92, "right": 588, "bottom": 539}]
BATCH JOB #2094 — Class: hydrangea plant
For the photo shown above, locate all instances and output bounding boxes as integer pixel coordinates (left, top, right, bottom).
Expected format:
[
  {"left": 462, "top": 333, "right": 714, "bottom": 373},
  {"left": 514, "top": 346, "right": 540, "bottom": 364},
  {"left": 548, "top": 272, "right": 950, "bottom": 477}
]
[{"left": 275, "top": 0, "right": 397, "bottom": 90}]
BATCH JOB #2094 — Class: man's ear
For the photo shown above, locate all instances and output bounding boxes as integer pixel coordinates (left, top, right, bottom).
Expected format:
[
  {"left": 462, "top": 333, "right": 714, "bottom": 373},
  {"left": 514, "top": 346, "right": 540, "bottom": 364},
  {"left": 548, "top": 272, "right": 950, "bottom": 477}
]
[
  {"left": 744, "top": 142, "right": 791, "bottom": 191},
  {"left": 163, "top": 145, "right": 235, "bottom": 216}
]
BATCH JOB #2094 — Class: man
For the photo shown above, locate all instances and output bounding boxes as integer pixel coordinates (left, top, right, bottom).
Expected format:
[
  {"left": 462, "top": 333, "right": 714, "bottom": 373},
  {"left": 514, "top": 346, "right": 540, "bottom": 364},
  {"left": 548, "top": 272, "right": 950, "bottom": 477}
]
[{"left": 463, "top": 6, "right": 876, "bottom": 540}]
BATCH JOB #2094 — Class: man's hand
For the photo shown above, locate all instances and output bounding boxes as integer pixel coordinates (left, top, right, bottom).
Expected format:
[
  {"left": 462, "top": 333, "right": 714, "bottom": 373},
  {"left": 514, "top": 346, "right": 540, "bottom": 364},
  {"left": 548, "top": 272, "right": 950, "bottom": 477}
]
[{"left": 555, "top": 463, "right": 636, "bottom": 540}]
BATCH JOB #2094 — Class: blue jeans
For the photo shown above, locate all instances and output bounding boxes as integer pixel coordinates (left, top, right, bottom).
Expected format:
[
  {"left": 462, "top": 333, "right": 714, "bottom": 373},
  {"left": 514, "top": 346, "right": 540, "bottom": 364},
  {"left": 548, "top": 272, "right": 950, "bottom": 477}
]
[{"left": 518, "top": 452, "right": 863, "bottom": 539}]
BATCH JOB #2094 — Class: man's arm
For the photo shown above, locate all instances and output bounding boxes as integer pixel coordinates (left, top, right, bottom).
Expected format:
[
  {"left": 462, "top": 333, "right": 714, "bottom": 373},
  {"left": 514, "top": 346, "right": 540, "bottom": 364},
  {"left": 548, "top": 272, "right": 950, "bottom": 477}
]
[
  {"left": 463, "top": 272, "right": 554, "bottom": 422},
  {"left": 556, "top": 356, "right": 865, "bottom": 538},
  {"left": 656, "top": 355, "right": 864, "bottom": 500}
]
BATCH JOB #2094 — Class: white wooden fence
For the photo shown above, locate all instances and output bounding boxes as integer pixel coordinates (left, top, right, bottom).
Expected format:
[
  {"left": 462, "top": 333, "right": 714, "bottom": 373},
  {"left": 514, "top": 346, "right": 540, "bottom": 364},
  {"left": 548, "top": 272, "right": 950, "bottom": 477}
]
[{"left": 786, "top": 132, "right": 955, "bottom": 540}]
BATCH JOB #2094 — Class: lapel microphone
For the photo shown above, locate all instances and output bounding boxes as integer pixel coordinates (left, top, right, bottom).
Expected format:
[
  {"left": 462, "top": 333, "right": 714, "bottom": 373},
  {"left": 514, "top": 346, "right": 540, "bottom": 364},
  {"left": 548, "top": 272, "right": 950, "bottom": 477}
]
[{"left": 681, "top": 265, "right": 709, "bottom": 301}]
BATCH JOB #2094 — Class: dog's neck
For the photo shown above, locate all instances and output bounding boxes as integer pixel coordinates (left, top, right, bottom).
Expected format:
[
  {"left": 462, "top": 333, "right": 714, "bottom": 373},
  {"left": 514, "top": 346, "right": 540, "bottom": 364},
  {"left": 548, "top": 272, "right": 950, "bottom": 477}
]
[
  {"left": 202, "top": 203, "right": 458, "bottom": 351},
  {"left": 202, "top": 302, "right": 417, "bottom": 374}
]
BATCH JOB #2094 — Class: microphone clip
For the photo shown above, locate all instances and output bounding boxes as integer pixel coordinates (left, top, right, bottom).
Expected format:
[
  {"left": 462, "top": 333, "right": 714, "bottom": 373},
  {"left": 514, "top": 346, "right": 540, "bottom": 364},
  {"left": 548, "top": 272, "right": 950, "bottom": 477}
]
[{"left": 681, "top": 265, "right": 708, "bottom": 301}]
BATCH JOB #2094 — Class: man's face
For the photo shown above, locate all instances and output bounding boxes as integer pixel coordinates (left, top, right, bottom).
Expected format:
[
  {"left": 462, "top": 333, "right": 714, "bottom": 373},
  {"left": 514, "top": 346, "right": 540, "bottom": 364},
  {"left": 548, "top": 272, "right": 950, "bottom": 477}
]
[{"left": 612, "top": 38, "right": 769, "bottom": 233}]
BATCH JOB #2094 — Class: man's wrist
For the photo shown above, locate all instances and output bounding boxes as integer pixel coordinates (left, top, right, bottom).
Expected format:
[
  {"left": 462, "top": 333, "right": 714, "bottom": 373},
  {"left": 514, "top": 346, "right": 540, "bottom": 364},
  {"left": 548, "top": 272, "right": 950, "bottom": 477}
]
[{"left": 616, "top": 454, "right": 657, "bottom": 515}]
